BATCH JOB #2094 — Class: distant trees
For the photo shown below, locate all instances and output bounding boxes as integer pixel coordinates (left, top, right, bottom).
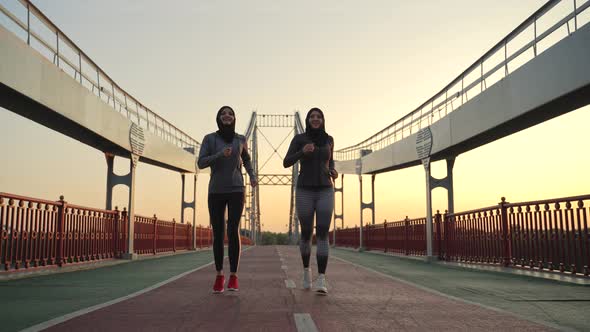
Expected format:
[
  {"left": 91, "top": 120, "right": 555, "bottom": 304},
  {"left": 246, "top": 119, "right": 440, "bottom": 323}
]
[{"left": 260, "top": 232, "right": 290, "bottom": 245}]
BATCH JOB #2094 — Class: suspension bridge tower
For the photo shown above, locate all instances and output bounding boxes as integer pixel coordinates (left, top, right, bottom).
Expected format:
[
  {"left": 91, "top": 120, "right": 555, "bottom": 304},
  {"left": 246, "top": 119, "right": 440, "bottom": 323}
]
[{"left": 242, "top": 112, "right": 305, "bottom": 244}]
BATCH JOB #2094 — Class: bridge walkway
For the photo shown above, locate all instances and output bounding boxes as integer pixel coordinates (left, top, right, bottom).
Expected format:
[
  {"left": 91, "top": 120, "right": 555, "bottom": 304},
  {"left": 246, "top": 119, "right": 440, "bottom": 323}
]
[{"left": 1, "top": 246, "right": 589, "bottom": 331}]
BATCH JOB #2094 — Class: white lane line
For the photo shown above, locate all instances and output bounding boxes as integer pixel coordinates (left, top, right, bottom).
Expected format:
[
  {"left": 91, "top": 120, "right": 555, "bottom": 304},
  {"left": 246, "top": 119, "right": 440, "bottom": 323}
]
[
  {"left": 22, "top": 247, "right": 254, "bottom": 332},
  {"left": 20, "top": 262, "right": 214, "bottom": 332},
  {"left": 285, "top": 279, "right": 296, "bottom": 288},
  {"left": 294, "top": 313, "right": 319, "bottom": 332}
]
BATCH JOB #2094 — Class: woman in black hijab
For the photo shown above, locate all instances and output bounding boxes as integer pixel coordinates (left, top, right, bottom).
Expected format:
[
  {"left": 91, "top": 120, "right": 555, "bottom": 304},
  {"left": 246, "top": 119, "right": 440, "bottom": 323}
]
[
  {"left": 283, "top": 107, "right": 338, "bottom": 295},
  {"left": 198, "top": 106, "right": 257, "bottom": 293}
]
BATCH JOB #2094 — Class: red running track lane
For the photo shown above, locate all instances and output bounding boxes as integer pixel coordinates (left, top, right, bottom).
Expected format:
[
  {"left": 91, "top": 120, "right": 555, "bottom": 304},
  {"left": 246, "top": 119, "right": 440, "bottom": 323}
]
[{"left": 44, "top": 246, "right": 552, "bottom": 331}]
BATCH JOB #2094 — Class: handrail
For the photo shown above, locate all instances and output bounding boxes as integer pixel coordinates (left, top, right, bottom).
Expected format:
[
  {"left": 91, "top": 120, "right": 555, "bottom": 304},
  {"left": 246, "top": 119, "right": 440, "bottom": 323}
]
[
  {"left": 505, "top": 193, "right": 590, "bottom": 208},
  {"left": 335, "top": 0, "right": 590, "bottom": 161},
  {"left": 0, "top": 1, "right": 200, "bottom": 153},
  {"left": 0, "top": 192, "right": 60, "bottom": 206}
]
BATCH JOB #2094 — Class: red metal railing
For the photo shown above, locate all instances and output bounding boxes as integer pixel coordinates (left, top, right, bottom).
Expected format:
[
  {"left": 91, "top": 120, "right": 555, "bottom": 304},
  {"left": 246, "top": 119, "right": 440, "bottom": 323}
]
[
  {"left": 196, "top": 224, "right": 212, "bottom": 248},
  {"left": 443, "top": 204, "right": 504, "bottom": 265},
  {"left": 331, "top": 216, "right": 435, "bottom": 256},
  {"left": 0, "top": 193, "right": 121, "bottom": 270},
  {"left": 330, "top": 195, "right": 590, "bottom": 277},
  {"left": 332, "top": 227, "right": 360, "bottom": 249},
  {"left": 133, "top": 214, "right": 193, "bottom": 254},
  {"left": 0, "top": 192, "right": 253, "bottom": 272},
  {"left": 240, "top": 235, "right": 253, "bottom": 246},
  {"left": 64, "top": 203, "right": 122, "bottom": 263},
  {"left": 445, "top": 195, "right": 590, "bottom": 276}
]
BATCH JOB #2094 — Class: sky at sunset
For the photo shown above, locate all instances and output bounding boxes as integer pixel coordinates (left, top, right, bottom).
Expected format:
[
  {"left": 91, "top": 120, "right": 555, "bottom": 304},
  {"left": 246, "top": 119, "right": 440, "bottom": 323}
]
[{"left": 1, "top": 0, "right": 589, "bottom": 232}]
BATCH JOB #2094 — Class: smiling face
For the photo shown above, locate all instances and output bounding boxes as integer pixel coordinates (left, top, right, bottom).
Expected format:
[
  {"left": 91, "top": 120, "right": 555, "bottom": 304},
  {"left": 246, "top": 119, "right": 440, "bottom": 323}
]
[
  {"left": 219, "top": 107, "right": 235, "bottom": 126},
  {"left": 308, "top": 110, "right": 323, "bottom": 129}
]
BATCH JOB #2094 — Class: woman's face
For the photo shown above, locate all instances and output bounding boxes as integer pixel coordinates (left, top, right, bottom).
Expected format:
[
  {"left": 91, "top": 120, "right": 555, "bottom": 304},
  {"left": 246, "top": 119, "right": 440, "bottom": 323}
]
[
  {"left": 309, "top": 111, "right": 323, "bottom": 129},
  {"left": 219, "top": 108, "right": 235, "bottom": 125}
]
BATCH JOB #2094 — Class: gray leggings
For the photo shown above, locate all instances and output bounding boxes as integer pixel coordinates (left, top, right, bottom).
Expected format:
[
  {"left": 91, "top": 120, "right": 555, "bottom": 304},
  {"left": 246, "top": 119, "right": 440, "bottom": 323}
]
[{"left": 296, "top": 187, "right": 334, "bottom": 274}]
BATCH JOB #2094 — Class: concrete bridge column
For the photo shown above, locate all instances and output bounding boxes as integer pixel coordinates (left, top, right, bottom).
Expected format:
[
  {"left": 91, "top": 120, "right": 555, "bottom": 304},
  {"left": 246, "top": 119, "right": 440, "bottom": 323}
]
[
  {"left": 359, "top": 174, "right": 376, "bottom": 251},
  {"left": 125, "top": 158, "right": 138, "bottom": 259},
  {"left": 105, "top": 153, "right": 115, "bottom": 211},
  {"left": 333, "top": 174, "right": 344, "bottom": 247},
  {"left": 180, "top": 173, "right": 197, "bottom": 250},
  {"left": 423, "top": 156, "right": 456, "bottom": 260},
  {"left": 445, "top": 157, "right": 455, "bottom": 214},
  {"left": 422, "top": 158, "right": 434, "bottom": 259},
  {"left": 104, "top": 153, "right": 138, "bottom": 259}
]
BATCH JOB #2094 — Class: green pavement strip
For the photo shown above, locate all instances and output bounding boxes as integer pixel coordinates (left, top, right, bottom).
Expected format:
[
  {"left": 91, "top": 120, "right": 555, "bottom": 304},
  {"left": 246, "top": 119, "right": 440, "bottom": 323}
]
[
  {"left": 0, "top": 249, "right": 214, "bottom": 332},
  {"left": 332, "top": 248, "right": 590, "bottom": 332}
]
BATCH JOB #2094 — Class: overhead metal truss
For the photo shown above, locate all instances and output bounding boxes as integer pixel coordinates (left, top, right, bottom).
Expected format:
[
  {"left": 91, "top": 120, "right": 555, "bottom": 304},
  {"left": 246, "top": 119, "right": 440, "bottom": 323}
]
[
  {"left": 256, "top": 114, "right": 295, "bottom": 128},
  {"left": 257, "top": 174, "right": 292, "bottom": 186}
]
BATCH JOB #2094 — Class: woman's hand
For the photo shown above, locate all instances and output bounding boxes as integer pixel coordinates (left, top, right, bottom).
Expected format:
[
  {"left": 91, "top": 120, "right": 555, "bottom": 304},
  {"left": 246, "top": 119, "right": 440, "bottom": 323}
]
[
  {"left": 250, "top": 178, "right": 258, "bottom": 187},
  {"left": 329, "top": 169, "right": 339, "bottom": 179},
  {"left": 223, "top": 146, "right": 233, "bottom": 157},
  {"left": 302, "top": 143, "right": 315, "bottom": 155}
]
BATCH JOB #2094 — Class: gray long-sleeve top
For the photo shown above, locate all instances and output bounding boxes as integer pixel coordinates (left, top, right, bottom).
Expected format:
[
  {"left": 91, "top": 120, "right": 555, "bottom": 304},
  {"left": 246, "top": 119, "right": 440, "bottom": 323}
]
[
  {"left": 197, "top": 133, "right": 255, "bottom": 194},
  {"left": 283, "top": 133, "right": 335, "bottom": 188}
]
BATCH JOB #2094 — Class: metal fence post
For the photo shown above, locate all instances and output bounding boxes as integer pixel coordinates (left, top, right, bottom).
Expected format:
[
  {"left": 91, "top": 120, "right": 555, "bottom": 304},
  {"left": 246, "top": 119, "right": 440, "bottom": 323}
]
[
  {"left": 199, "top": 226, "right": 202, "bottom": 249},
  {"left": 121, "top": 208, "right": 128, "bottom": 254},
  {"left": 113, "top": 206, "right": 119, "bottom": 257},
  {"left": 500, "top": 197, "right": 512, "bottom": 267},
  {"left": 173, "top": 219, "right": 177, "bottom": 252},
  {"left": 404, "top": 216, "right": 409, "bottom": 256},
  {"left": 443, "top": 210, "right": 450, "bottom": 261},
  {"left": 56, "top": 195, "right": 66, "bottom": 267},
  {"left": 436, "top": 211, "right": 442, "bottom": 260},
  {"left": 365, "top": 223, "right": 370, "bottom": 250},
  {"left": 189, "top": 224, "right": 193, "bottom": 250},
  {"left": 153, "top": 214, "right": 157, "bottom": 255},
  {"left": 384, "top": 220, "right": 388, "bottom": 253}
]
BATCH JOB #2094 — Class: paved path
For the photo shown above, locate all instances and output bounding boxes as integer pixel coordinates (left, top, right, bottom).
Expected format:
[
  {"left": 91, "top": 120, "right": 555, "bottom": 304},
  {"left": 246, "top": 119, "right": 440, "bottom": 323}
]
[
  {"left": 0, "top": 249, "right": 215, "bottom": 332},
  {"left": 331, "top": 248, "right": 590, "bottom": 331},
  {"left": 38, "top": 246, "right": 551, "bottom": 331}
]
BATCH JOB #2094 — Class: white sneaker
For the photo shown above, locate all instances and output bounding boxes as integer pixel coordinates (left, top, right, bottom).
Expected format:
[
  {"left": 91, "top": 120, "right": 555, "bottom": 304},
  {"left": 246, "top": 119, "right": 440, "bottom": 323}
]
[
  {"left": 302, "top": 268, "right": 312, "bottom": 290},
  {"left": 314, "top": 274, "right": 328, "bottom": 295}
]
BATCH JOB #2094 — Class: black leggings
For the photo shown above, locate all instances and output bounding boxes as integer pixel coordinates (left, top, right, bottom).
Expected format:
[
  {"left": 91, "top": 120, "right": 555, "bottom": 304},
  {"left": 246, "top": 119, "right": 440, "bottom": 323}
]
[{"left": 208, "top": 192, "right": 244, "bottom": 273}]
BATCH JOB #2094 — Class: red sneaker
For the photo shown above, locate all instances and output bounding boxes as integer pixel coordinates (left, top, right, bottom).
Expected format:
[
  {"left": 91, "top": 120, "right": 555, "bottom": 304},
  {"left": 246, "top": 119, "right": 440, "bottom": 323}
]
[
  {"left": 227, "top": 275, "right": 239, "bottom": 291},
  {"left": 213, "top": 275, "right": 225, "bottom": 294}
]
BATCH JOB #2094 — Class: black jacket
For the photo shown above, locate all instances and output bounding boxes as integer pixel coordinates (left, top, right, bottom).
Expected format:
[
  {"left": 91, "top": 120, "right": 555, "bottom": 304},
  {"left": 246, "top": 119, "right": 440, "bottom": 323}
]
[{"left": 283, "top": 133, "right": 335, "bottom": 188}]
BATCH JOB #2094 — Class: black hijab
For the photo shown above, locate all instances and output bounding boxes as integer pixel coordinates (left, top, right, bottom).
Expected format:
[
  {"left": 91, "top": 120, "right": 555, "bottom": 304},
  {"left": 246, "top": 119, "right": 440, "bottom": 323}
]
[
  {"left": 216, "top": 106, "right": 236, "bottom": 143},
  {"left": 305, "top": 107, "right": 329, "bottom": 146}
]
